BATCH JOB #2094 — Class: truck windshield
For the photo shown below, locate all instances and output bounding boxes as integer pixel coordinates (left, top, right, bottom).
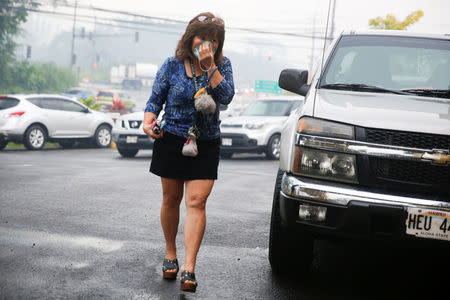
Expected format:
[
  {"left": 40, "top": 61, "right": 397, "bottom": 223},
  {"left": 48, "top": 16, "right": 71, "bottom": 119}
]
[{"left": 320, "top": 35, "right": 450, "bottom": 99}]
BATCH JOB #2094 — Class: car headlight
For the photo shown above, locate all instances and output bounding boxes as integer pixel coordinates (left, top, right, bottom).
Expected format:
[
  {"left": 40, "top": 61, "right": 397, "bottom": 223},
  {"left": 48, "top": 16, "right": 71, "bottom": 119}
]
[
  {"left": 298, "top": 117, "right": 354, "bottom": 139},
  {"left": 245, "top": 122, "right": 267, "bottom": 130},
  {"left": 293, "top": 117, "right": 357, "bottom": 183},
  {"left": 293, "top": 148, "right": 358, "bottom": 183}
]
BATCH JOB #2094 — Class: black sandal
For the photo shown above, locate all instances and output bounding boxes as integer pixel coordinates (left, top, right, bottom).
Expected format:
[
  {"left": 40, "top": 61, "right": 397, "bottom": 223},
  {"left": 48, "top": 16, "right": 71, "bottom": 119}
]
[
  {"left": 162, "top": 258, "right": 179, "bottom": 280},
  {"left": 180, "top": 270, "right": 197, "bottom": 293}
]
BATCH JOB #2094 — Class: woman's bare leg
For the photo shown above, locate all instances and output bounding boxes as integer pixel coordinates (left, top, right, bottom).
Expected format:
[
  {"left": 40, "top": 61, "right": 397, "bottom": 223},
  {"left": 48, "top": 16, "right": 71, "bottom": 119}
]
[
  {"left": 182, "top": 179, "right": 214, "bottom": 275},
  {"left": 160, "top": 177, "right": 184, "bottom": 265}
]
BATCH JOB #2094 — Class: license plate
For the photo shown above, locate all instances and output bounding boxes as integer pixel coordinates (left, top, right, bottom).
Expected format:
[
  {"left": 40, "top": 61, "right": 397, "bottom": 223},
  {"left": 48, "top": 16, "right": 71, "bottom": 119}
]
[
  {"left": 405, "top": 207, "right": 450, "bottom": 241},
  {"left": 126, "top": 136, "right": 138, "bottom": 143},
  {"left": 222, "top": 138, "right": 232, "bottom": 146}
]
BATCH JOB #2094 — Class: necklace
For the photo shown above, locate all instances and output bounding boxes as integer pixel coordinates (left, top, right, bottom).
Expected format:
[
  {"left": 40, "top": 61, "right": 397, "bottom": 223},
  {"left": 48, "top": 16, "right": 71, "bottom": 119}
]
[{"left": 190, "top": 59, "right": 206, "bottom": 92}]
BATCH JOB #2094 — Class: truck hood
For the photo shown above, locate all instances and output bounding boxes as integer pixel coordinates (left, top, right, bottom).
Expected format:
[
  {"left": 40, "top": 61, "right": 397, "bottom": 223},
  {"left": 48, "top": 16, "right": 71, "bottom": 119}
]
[{"left": 314, "top": 89, "right": 450, "bottom": 136}]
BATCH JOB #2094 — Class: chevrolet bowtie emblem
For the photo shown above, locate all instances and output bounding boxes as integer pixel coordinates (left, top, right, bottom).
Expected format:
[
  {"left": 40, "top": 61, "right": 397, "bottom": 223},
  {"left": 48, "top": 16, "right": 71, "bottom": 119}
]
[{"left": 422, "top": 150, "right": 450, "bottom": 165}]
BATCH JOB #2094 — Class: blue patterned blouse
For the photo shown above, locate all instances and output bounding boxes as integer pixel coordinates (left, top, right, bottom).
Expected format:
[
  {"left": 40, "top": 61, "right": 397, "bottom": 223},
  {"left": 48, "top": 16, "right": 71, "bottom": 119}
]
[{"left": 145, "top": 56, "right": 235, "bottom": 140}]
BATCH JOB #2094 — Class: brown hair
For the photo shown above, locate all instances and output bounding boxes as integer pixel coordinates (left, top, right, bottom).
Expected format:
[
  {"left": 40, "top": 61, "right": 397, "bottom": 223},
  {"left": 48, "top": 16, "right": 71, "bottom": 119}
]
[{"left": 175, "top": 12, "right": 225, "bottom": 65}]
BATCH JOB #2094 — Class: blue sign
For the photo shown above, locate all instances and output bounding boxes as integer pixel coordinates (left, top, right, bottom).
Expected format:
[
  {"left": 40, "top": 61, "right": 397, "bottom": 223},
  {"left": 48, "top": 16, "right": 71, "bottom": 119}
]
[{"left": 254, "top": 80, "right": 283, "bottom": 94}]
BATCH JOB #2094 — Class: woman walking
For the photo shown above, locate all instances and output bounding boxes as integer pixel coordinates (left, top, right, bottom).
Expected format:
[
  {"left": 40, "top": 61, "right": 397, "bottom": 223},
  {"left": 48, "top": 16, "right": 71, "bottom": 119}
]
[{"left": 143, "top": 12, "right": 234, "bottom": 293}]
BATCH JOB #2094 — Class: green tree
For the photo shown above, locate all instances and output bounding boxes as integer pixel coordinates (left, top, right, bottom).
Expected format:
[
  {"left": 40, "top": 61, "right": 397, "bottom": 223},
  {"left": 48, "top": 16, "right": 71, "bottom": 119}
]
[
  {"left": 0, "top": 1, "right": 38, "bottom": 77},
  {"left": 369, "top": 10, "right": 424, "bottom": 30}
]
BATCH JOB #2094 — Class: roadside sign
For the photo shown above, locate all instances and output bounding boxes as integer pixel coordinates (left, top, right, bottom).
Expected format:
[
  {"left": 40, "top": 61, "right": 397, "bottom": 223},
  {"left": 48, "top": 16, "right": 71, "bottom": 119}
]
[{"left": 254, "top": 80, "right": 283, "bottom": 94}]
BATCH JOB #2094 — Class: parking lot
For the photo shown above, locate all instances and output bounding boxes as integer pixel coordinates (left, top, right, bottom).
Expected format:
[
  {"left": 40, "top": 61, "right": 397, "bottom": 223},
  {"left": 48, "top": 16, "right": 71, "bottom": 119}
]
[{"left": 0, "top": 147, "right": 448, "bottom": 299}]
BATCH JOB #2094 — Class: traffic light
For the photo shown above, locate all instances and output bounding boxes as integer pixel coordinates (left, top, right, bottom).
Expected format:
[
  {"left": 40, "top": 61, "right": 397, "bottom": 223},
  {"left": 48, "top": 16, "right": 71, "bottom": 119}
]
[
  {"left": 81, "top": 27, "right": 85, "bottom": 39},
  {"left": 135, "top": 31, "right": 139, "bottom": 43},
  {"left": 26, "top": 45, "right": 31, "bottom": 59},
  {"left": 71, "top": 54, "right": 77, "bottom": 65}
]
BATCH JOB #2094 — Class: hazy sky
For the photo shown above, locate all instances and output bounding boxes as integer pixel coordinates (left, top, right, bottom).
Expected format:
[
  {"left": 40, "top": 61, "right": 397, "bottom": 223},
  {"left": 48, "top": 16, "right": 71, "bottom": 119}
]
[
  {"left": 78, "top": 0, "right": 450, "bottom": 34},
  {"left": 19, "top": 0, "right": 450, "bottom": 82}
]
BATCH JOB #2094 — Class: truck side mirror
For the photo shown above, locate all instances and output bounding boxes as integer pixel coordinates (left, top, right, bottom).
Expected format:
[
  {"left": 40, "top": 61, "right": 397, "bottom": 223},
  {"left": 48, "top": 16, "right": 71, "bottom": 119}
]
[{"left": 279, "top": 69, "right": 309, "bottom": 96}]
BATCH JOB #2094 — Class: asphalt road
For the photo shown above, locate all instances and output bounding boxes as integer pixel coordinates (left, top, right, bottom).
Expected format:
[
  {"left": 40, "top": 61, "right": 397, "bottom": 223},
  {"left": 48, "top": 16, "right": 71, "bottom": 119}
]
[{"left": 0, "top": 147, "right": 448, "bottom": 299}]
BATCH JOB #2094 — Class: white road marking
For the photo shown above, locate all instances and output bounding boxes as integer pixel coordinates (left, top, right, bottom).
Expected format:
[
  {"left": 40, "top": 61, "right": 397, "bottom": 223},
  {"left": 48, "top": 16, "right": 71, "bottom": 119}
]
[{"left": 0, "top": 226, "right": 124, "bottom": 253}]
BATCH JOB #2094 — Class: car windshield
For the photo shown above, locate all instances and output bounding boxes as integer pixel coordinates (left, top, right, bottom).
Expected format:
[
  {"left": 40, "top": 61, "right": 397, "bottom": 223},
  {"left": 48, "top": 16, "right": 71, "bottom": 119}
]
[
  {"left": 240, "top": 100, "right": 293, "bottom": 116},
  {"left": 320, "top": 35, "right": 450, "bottom": 99}
]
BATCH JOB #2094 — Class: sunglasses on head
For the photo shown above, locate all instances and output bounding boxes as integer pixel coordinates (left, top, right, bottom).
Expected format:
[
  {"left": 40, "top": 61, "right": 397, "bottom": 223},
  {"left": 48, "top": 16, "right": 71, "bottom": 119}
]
[{"left": 197, "top": 15, "right": 224, "bottom": 25}]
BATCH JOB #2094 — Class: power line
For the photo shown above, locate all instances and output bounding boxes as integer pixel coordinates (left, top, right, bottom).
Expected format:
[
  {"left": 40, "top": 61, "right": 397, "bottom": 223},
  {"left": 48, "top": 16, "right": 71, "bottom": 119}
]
[{"left": 6, "top": 2, "right": 332, "bottom": 40}]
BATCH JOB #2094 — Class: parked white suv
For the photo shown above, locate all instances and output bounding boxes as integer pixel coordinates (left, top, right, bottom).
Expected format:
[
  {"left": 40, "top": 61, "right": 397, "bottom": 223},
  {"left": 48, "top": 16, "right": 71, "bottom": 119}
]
[
  {"left": 220, "top": 96, "right": 303, "bottom": 159},
  {"left": 112, "top": 111, "right": 154, "bottom": 158},
  {"left": 0, "top": 94, "right": 114, "bottom": 150},
  {"left": 269, "top": 30, "right": 450, "bottom": 274}
]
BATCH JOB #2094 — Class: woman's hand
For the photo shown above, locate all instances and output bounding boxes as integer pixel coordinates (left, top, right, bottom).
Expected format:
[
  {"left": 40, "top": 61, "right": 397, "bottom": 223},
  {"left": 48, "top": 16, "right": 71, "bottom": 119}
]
[
  {"left": 198, "top": 42, "right": 216, "bottom": 70},
  {"left": 143, "top": 112, "right": 164, "bottom": 139}
]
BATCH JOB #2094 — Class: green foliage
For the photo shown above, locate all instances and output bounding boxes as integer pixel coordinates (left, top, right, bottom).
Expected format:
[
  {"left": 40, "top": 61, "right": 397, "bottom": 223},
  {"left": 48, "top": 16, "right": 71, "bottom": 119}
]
[
  {"left": 369, "top": 10, "right": 424, "bottom": 30},
  {"left": 0, "top": 61, "right": 77, "bottom": 94},
  {"left": 80, "top": 95, "right": 101, "bottom": 111},
  {"left": 0, "top": 1, "right": 38, "bottom": 76}
]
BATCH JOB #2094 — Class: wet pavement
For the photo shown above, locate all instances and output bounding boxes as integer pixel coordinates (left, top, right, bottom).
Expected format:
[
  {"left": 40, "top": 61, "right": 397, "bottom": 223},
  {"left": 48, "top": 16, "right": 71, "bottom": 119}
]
[{"left": 0, "top": 148, "right": 448, "bottom": 299}]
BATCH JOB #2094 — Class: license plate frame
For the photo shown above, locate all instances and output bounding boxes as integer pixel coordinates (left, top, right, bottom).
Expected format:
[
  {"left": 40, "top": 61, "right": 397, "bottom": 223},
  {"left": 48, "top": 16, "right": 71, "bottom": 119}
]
[
  {"left": 126, "top": 136, "right": 138, "bottom": 144},
  {"left": 222, "top": 138, "right": 232, "bottom": 146},
  {"left": 405, "top": 207, "right": 450, "bottom": 241}
]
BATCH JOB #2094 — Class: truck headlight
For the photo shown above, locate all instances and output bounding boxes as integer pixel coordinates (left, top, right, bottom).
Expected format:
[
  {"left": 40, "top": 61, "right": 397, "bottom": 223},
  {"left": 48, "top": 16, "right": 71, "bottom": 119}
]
[
  {"left": 293, "top": 147, "right": 358, "bottom": 184},
  {"left": 298, "top": 117, "right": 354, "bottom": 139}
]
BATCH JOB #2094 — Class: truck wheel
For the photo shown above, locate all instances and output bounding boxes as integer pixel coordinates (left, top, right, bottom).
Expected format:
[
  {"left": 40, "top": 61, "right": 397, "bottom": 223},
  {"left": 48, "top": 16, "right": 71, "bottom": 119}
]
[
  {"left": 269, "top": 169, "right": 314, "bottom": 275},
  {"left": 220, "top": 152, "right": 233, "bottom": 159},
  {"left": 266, "top": 134, "right": 281, "bottom": 160},
  {"left": 94, "top": 125, "right": 112, "bottom": 148},
  {"left": 23, "top": 124, "right": 46, "bottom": 150},
  {"left": 117, "top": 147, "right": 139, "bottom": 158}
]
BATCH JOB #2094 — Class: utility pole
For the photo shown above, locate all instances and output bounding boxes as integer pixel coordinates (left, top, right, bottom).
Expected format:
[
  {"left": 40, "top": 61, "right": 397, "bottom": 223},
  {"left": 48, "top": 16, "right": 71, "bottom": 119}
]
[
  {"left": 309, "top": 15, "right": 316, "bottom": 74},
  {"left": 329, "top": 0, "right": 336, "bottom": 43},
  {"left": 70, "top": 0, "right": 78, "bottom": 69}
]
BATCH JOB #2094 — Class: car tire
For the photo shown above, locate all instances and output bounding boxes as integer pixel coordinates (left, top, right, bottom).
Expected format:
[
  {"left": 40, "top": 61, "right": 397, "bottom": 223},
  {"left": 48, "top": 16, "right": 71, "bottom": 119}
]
[
  {"left": 220, "top": 152, "right": 233, "bottom": 159},
  {"left": 59, "top": 140, "right": 76, "bottom": 149},
  {"left": 94, "top": 124, "right": 112, "bottom": 148},
  {"left": 266, "top": 134, "right": 281, "bottom": 160},
  {"left": 117, "top": 147, "right": 139, "bottom": 158},
  {"left": 23, "top": 124, "right": 46, "bottom": 150},
  {"left": 0, "top": 138, "right": 8, "bottom": 150},
  {"left": 269, "top": 169, "right": 314, "bottom": 275}
]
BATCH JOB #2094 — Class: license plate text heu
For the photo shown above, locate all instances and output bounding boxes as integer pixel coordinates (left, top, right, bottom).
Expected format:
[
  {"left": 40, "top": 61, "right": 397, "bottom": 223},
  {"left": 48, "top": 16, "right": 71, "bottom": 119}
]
[{"left": 406, "top": 207, "right": 450, "bottom": 241}]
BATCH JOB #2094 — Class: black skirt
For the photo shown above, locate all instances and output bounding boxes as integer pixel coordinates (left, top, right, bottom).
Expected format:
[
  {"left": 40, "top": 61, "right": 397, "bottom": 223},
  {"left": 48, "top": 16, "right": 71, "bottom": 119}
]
[{"left": 150, "top": 131, "right": 220, "bottom": 180}]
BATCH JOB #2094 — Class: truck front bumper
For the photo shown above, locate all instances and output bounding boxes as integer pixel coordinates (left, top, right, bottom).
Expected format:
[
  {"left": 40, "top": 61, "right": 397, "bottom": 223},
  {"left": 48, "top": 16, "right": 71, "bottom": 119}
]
[{"left": 279, "top": 173, "right": 450, "bottom": 242}]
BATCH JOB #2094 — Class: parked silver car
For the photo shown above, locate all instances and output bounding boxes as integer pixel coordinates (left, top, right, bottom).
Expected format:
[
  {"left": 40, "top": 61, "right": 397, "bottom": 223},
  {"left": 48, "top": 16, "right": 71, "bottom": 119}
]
[
  {"left": 112, "top": 111, "right": 154, "bottom": 158},
  {"left": 220, "top": 96, "right": 304, "bottom": 159},
  {"left": 0, "top": 94, "right": 114, "bottom": 150}
]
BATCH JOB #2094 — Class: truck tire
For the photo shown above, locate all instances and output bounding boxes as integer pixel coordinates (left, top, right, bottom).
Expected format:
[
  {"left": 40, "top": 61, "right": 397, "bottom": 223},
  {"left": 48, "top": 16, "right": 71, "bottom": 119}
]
[
  {"left": 269, "top": 169, "right": 314, "bottom": 275},
  {"left": 220, "top": 152, "right": 233, "bottom": 159},
  {"left": 117, "top": 147, "right": 139, "bottom": 158},
  {"left": 23, "top": 124, "right": 46, "bottom": 150},
  {"left": 266, "top": 134, "right": 281, "bottom": 160}
]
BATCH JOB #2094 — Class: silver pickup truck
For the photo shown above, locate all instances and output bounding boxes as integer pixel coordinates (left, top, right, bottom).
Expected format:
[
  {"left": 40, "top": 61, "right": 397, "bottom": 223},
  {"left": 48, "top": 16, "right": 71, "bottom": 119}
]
[{"left": 269, "top": 30, "right": 450, "bottom": 273}]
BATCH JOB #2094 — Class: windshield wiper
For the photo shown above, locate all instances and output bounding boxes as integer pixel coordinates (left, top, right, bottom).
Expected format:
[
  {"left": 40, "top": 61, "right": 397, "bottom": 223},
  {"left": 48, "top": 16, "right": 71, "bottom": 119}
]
[
  {"left": 400, "top": 88, "right": 450, "bottom": 99},
  {"left": 321, "top": 83, "right": 412, "bottom": 95}
]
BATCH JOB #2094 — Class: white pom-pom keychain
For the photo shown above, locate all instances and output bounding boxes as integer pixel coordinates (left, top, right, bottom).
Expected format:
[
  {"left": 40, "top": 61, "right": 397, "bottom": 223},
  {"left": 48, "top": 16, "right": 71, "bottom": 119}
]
[{"left": 194, "top": 87, "right": 216, "bottom": 114}]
